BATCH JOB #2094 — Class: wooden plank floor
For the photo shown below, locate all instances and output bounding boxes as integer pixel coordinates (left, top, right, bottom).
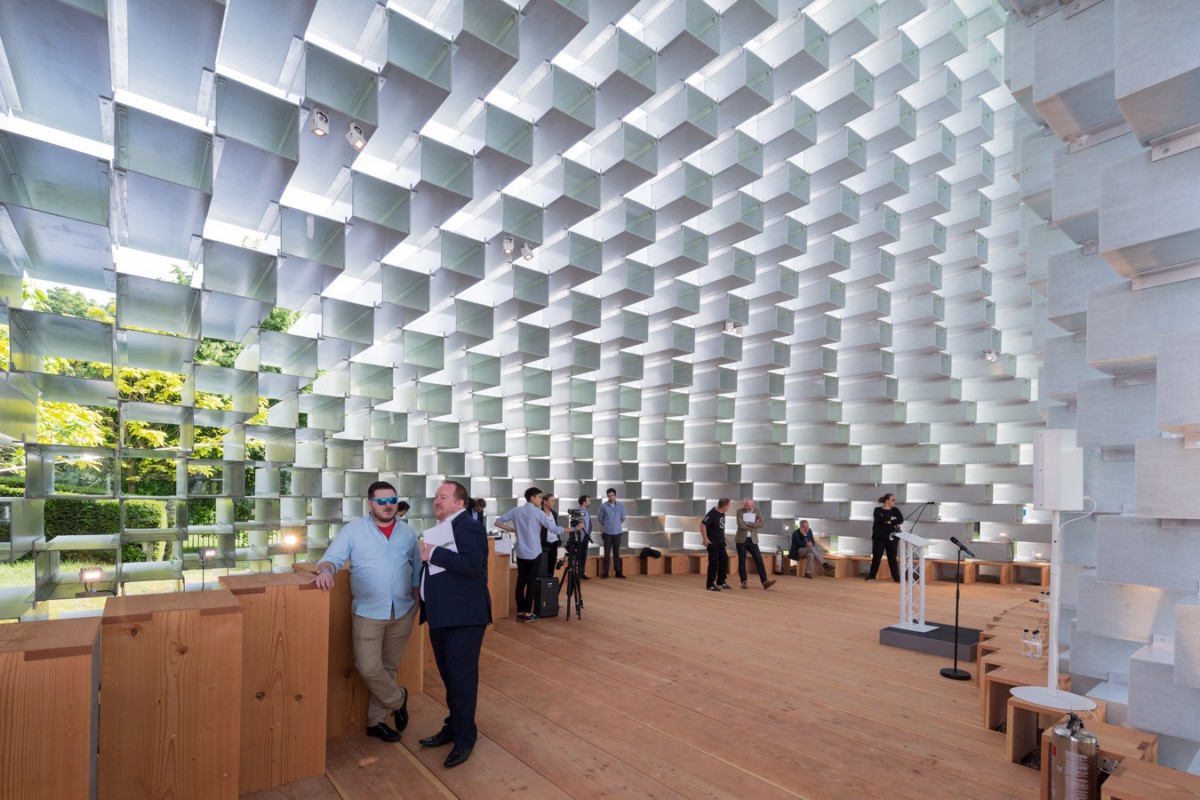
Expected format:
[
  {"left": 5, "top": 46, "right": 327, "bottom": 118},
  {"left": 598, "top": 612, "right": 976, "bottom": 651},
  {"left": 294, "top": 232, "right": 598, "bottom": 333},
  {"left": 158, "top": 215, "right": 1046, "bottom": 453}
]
[{"left": 250, "top": 573, "right": 1044, "bottom": 799}]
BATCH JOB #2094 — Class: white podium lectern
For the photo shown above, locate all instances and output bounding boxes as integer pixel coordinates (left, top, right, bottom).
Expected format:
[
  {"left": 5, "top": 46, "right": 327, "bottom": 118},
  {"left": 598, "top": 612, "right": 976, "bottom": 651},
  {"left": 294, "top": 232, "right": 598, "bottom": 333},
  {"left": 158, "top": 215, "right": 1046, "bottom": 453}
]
[{"left": 894, "top": 530, "right": 935, "bottom": 632}]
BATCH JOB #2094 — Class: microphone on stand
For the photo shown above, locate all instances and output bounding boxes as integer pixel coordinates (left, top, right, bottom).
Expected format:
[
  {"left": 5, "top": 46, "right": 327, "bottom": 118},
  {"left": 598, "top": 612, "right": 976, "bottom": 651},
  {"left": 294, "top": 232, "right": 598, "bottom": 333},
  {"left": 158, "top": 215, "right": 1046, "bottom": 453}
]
[{"left": 950, "top": 537, "right": 976, "bottom": 558}]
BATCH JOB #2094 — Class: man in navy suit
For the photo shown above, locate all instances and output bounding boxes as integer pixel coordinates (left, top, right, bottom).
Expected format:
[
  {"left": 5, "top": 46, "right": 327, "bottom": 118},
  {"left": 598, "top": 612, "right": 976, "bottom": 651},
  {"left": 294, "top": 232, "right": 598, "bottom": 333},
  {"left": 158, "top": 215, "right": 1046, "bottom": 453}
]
[{"left": 419, "top": 480, "right": 491, "bottom": 768}]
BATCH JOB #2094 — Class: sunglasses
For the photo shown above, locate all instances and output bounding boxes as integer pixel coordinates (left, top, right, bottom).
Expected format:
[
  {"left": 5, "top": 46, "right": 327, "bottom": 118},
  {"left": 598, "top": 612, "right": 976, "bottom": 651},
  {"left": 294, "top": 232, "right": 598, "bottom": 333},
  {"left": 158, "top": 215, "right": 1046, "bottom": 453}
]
[{"left": 371, "top": 497, "right": 399, "bottom": 506}]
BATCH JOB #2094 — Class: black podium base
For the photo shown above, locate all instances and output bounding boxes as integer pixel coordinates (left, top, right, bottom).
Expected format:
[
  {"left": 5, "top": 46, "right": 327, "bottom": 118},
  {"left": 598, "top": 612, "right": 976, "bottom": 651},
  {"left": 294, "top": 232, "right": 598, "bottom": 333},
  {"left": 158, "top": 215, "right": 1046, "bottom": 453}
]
[
  {"left": 879, "top": 623, "right": 980, "bottom": 662},
  {"left": 940, "top": 667, "right": 972, "bottom": 681}
]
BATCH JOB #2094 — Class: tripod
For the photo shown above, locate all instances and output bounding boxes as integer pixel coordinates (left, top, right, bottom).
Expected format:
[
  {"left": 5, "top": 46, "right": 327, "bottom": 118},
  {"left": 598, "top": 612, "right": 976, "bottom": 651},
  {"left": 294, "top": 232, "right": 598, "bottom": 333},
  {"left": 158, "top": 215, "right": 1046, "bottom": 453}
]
[{"left": 559, "top": 529, "right": 584, "bottom": 621}]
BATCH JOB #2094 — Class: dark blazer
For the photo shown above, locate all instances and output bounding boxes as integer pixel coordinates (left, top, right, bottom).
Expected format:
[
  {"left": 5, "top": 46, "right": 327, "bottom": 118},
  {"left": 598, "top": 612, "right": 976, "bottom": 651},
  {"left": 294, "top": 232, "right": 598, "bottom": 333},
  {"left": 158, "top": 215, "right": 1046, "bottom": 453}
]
[
  {"left": 422, "top": 511, "right": 492, "bottom": 628},
  {"left": 789, "top": 528, "right": 815, "bottom": 561}
]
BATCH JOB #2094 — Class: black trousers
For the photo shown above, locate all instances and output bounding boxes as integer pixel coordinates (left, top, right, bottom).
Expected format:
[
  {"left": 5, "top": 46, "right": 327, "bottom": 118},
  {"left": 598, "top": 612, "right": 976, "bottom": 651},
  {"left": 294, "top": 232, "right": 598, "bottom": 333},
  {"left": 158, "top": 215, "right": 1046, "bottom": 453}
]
[
  {"left": 428, "top": 624, "right": 487, "bottom": 750},
  {"left": 515, "top": 557, "right": 541, "bottom": 614},
  {"left": 868, "top": 537, "right": 900, "bottom": 581},
  {"left": 601, "top": 533, "right": 624, "bottom": 576},
  {"left": 736, "top": 540, "right": 769, "bottom": 584},
  {"left": 706, "top": 541, "right": 729, "bottom": 587}
]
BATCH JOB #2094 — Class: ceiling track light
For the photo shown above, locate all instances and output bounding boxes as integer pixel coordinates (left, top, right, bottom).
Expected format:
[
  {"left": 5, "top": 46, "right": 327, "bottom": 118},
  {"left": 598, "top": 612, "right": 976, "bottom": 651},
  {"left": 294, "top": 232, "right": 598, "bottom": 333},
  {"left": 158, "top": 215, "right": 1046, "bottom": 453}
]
[
  {"left": 521, "top": 242, "right": 534, "bottom": 261},
  {"left": 310, "top": 107, "right": 329, "bottom": 137},
  {"left": 983, "top": 348, "right": 999, "bottom": 362},
  {"left": 502, "top": 235, "right": 514, "bottom": 254},
  {"left": 346, "top": 122, "right": 367, "bottom": 151}
]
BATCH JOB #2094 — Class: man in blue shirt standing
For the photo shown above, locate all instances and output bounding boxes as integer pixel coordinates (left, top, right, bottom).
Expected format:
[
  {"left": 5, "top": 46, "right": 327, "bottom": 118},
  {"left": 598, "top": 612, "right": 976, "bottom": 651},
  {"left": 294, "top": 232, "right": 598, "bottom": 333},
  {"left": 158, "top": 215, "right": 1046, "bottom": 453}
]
[
  {"left": 314, "top": 480, "right": 421, "bottom": 743},
  {"left": 596, "top": 487, "right": 627, "bottom": 579},
  {"left": 495, "top": 486, "right": 575, "bottom": 621}
]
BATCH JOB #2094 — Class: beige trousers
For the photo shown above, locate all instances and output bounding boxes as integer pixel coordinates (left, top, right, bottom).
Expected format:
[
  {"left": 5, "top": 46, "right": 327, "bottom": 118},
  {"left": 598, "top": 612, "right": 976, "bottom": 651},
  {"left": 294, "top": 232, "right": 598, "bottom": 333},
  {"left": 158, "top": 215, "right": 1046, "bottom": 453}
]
[{"left": 352, "top": 606, "right": 417, "bottom": 726}]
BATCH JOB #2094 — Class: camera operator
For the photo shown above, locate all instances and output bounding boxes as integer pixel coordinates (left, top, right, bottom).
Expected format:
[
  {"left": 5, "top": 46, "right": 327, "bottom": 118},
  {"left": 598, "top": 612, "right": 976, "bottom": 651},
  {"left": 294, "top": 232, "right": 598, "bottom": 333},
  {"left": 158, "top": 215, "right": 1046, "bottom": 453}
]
[{"left": 574, "top": 495, "right": 593, "bottom": 579}]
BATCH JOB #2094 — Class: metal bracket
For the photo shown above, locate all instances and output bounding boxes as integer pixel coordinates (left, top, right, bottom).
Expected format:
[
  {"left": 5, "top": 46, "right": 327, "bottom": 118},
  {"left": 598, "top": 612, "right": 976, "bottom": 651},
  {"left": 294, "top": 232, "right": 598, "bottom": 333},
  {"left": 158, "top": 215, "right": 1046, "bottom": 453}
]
[
  {"left": 1064, "top": 0, "right": 1107, "bottom": 19},
  {"left": 1113, "top": 370, "right": 1156, "bottom": 388},
  {"left": 1068, "top": 117, "right": 1131, "bottom": 153},
  {"left": 1130, "top": 259, "right": 1200, "bottom": 292},
  {"left": 1150, "top": 122, "right": 1200, "bottom": 162},
  {"left": 1101, "top": 447, "right": 1135, "bottom": 462}
]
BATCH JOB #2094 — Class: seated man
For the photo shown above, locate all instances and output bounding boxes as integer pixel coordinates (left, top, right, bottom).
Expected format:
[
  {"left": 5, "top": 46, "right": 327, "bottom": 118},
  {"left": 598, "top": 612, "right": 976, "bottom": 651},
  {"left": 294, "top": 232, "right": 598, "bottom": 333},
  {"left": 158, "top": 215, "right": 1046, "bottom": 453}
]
[{"left": 789, "top": 520, "right": 834, "bottom": 578}]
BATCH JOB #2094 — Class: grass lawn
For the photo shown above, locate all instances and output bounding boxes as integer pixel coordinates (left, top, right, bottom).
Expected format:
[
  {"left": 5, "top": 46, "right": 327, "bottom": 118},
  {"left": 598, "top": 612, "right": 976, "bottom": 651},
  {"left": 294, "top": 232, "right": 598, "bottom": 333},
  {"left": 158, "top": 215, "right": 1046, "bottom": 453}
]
[{"left": 0, "top": 559, "right": 315, "bottom": 620}]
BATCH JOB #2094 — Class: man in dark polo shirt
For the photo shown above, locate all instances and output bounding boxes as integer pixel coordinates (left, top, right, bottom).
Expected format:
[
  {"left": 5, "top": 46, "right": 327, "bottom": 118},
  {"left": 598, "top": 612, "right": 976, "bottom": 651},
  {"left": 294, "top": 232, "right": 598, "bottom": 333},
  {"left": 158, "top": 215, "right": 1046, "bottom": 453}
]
[{"left": 700, "top": 498, "right": 732, "bottom": 592}]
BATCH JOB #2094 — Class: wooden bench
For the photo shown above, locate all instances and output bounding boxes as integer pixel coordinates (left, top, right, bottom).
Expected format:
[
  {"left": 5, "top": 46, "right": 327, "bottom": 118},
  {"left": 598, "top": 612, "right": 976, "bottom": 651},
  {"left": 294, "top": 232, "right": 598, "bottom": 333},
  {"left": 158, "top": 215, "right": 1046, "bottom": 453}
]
[
  {"left": 1012, "top": 561, "right": 1051, "bottom": 587},
  {"left": 982, "top": 666, "right": 1070, "bottom": 730},
  {"left": 823, "top": 553, "right": 872, "bottom": 578},
  {"left": 1102, "top": 759, "right": 1200, "bottom": 799},
  {"left": 1007, "top": 693, "right": 1106, "bottom": 764},
  {"left": 1038, "top": 716, "right": 1157, "bottom": 800},
  {"left": 964, "top": 560, "right": 1014, "bottom": 584},
  {"left": 663, "top": 551, "right": 708, "bottom": 575}
]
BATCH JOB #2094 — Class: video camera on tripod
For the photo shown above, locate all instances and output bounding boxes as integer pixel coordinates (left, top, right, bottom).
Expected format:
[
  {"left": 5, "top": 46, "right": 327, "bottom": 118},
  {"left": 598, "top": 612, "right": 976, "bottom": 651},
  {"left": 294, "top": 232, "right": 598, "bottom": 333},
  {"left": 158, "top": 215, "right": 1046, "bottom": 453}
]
[{"left": 558, "top": 508, "right": 586, "bottom": 621}]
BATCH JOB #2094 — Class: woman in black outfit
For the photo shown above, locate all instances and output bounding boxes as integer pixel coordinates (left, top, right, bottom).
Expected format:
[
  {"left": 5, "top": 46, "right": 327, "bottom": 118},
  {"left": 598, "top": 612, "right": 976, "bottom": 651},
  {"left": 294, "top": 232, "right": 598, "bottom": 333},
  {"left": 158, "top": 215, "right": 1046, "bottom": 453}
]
[{"left": 869, "top": 493, "right": 903, "bottom": 582}]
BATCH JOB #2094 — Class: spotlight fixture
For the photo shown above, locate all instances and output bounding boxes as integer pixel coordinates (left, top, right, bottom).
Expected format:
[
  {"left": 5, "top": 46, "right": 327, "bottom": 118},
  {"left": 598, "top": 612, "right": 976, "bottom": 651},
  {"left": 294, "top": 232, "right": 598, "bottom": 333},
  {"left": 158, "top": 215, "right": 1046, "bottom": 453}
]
[
  {"left": 521, "top": 242, "right": 534, "bottom": 261},
  {"left": 983, "top": 348, "right": 999, "bottom": 362},
  {"left": 310, "top": 107, "right": 330, "bottom": 137},
  {"left": 76, "top": 566, "right": 110, "bottom": 598},
  {"left": 724, "top": 319, "right": 742, "bottom": 334},
  {"left": 346, "top": 122, "right": 367, "bottom": 151},
  {"left": 198, "top": 547, "right": 218, "bottom": 591},
  {"left": 283, "top": 533, "right": 298, "bottom": 548},
  {"left": 502, "top": 235, "right": 514, "bottom": 254}
]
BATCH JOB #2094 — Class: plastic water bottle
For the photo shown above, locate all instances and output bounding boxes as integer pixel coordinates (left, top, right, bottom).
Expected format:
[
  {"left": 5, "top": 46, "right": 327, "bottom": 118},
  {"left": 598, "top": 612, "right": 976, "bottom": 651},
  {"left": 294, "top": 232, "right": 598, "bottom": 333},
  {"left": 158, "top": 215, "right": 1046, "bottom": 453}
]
[
  {"left": 1029, "top": 629, "right": 1043, "bottom": 660},
  {"left": 1020, "top": 629, "right": 1031, "bottom": 657}
]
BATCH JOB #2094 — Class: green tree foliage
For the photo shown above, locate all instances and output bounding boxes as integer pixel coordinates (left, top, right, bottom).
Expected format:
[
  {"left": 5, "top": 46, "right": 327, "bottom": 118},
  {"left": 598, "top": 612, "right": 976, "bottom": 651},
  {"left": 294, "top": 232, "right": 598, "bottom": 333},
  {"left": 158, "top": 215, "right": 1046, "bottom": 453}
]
[{"left": 14, "top": 282, "right": 303, "bottom": 534}]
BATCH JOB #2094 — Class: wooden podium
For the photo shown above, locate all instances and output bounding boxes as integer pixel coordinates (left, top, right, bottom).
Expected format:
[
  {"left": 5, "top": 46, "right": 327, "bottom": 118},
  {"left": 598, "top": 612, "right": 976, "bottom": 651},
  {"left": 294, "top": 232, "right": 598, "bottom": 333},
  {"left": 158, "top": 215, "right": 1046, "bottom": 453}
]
[
  {"left": 0, "top": 617, "right": 100, "bottom": 800},
  {"left": 292, "top": 561, "right": 424, "bottom": 738},
  {"left": 220, "top": 573, "right": 329, "bottom": 795},
  {"left": 488, "top": 538, "right": 510, "bottom": 621},
  {"left": 97, "top": 590, "right": 243, "bottom": 800}
]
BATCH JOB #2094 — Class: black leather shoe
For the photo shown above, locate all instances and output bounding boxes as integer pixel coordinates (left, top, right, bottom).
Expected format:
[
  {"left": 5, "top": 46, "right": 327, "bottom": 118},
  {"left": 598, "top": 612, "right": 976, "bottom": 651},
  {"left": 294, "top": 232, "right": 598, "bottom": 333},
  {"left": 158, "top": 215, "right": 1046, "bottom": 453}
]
[
  {"left": 393, "top": 688, "right": 409, "bottom": 733},
  {"left": 420, "top": 729, "right": 454, "bottom": 748},
  {"left": 581, "top": 574, "right": 591, "bottom": 580},
  {"left": 367, "top": 722, "right": 400, "bottom": 742},
  {"left": 616, "top": 574, "right": 626, "bottom": 579},
  {"left": 444, "top": 746, "right": 472, "bottom": 768}
]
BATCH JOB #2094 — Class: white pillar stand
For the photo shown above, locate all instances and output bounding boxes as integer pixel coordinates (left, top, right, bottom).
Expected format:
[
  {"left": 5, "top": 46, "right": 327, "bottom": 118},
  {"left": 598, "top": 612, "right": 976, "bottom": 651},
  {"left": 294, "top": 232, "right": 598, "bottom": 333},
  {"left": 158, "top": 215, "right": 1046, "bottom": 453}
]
[{"left": 1010, "top": 508, "right": 1096, "bottom": 711}]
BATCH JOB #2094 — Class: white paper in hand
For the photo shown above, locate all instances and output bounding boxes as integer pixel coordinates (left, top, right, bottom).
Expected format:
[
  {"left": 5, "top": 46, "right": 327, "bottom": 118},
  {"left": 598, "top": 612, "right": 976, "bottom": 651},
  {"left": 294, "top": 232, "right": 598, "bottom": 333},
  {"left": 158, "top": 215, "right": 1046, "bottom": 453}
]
[
  {"left": 742, "top": 512, "right": 756, "bottom": 524},
  {"left": 424, "top": 519, "right": 456, "bottom": 575}
]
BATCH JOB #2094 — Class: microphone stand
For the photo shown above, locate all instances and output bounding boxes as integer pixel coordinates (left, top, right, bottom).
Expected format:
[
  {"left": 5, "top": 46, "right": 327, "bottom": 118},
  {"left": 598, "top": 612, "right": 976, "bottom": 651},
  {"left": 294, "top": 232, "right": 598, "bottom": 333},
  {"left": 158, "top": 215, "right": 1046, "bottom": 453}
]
[{"left": 940, "top": 540, "right": 972, "bottom": 681}]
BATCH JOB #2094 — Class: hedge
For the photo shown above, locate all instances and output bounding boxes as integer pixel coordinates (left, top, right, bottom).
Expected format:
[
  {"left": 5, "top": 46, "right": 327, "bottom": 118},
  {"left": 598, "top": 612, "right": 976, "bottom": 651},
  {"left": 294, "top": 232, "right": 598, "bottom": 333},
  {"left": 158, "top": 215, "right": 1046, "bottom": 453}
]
[{"left": 45, "top": 498, "right": 166, "bottom": 563}]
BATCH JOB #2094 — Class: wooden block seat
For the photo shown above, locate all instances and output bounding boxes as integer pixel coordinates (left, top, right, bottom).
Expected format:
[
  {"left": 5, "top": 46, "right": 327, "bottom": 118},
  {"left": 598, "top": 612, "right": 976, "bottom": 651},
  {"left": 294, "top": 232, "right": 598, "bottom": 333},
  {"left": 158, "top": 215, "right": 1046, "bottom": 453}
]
[
  {"left": 1102, "top": 759, "right": 1200, "bottom": 799},
  {"left": 926, "top": 558, "right": 970, "bottom": 582},
  {"left": 963, "top": 560, "right": 1015, "bottom": 584},
  {"left": 982, "top": 666, "right": 1070, "bottom": 730},
  {"left": 1006, "top": 693, "right": 1106, "bottom": 764},
  {"left": 823, "top": 553, "right": 872, "bottom": 578},
  {"left": 1039, "top": 716, "right": 1157, "bottom": 800},
  {"left": 663, "top": 551, "right": 708, "bottom": 575},
  {"left": 1011, "top": 561, "right": 1051, "bottom": 587},
  {"left": 0, "top": 617, "right": 101, "bottom": 800}
]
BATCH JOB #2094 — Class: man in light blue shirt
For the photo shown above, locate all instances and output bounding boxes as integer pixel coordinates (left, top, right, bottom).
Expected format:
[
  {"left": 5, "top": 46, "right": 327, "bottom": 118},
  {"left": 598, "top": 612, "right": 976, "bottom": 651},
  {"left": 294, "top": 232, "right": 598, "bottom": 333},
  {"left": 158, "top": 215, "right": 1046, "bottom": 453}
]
[
  {"left": 495, "top": 486, "right": 573, "bottom": 621},
  {"left": 596, "top": 487, "right": 627, "bottom": 579},
  {"left": 314, "top": 480, "right": 421, "bottom": 742}
]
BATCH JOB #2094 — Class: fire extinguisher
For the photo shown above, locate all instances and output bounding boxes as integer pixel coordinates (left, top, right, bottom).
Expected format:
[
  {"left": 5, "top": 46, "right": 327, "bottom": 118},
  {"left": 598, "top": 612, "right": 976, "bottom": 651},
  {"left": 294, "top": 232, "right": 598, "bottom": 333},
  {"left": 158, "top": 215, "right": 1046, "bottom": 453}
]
[
  {"left": 1049, "top": 712, "right": 1098, "bottom": 800},
  {"left": 774, "top": 547, "right": 784, "bottom": 575}
]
